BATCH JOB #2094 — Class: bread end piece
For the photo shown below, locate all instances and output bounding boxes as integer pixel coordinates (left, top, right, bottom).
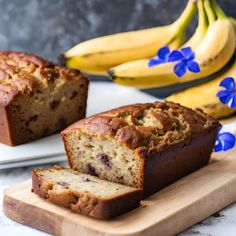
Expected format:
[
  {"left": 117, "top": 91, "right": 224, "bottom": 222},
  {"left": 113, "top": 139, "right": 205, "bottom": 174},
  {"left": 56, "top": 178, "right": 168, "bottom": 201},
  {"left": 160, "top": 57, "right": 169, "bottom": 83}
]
[{"left": 32, "top": 166, "right": 142, "bottom": 220}]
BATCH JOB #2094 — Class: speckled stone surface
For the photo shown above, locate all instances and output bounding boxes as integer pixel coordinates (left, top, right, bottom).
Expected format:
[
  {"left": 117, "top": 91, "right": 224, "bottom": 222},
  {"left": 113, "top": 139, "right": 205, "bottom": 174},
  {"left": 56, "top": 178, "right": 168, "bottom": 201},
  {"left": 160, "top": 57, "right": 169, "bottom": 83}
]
[{"left": 0, "top": 0, "right": 234, "bottom": 61}]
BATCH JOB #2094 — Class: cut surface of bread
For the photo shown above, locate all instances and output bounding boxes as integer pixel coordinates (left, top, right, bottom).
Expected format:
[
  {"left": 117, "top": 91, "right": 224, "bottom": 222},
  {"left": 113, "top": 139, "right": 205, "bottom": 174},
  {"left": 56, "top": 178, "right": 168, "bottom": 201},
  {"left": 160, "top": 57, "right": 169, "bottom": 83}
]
[
  {"left": 32, "top": 166, "right": 142, "bottom": 220},
  {"left": 0, "top": 51, "right": 88, "bottom": 146},
  {"left": 61, "top": 102, "right": 221, "bottom": 197}
]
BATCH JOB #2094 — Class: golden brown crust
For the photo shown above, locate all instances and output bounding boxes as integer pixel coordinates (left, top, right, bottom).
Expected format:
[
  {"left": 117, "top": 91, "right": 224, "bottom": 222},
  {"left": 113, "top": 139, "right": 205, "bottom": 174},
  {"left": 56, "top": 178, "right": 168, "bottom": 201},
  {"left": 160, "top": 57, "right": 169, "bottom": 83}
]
[
  {"left": 62, "top": 101, "right": 220, "bottom": 151},
  {"left": 141, "top": 126, "right": 219, "bottom": 197},
  {"left": 0, "top": 51, "right": 89, "bottom": 146},
  {"left": 0, "top": 51, "right": 87, "bottom": 106},
  {"left": 31, "top": 166, "right": 141, "bottom": 220},
  {"left": 0, "top": 84, "right": 18, "bottom": 107}
]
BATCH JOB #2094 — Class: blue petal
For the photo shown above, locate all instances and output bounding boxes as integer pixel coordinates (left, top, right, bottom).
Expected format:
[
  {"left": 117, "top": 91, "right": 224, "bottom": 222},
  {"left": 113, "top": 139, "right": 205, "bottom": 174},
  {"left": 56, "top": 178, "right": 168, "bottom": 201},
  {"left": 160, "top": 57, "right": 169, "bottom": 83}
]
[
  {"left": 180, "top": 47, "right": 194, "bottom": 60},
  {"left": 148, "top": 58, "right": 164, "bottom": 67},
  {"left": 218, "top": 132, "right": 236, "bottom": 151},
  {"left": 187, "top": 60, "right": 200, "bottom": 73},
  {"left": 168, "top": 50, "right": 184, "bottom": 62},
  {"left": 214, "top": 139, "right": 222, "bottom": 152},
  {"left": 219, "top": 77, "right": 235, "bottom": 90},
  {"left": 216, "top": 90, "right": 231, "bottom": 98},
  {"left": 228, "top": 94, "right": 236, "bottom": 108},
  {"left": 157, "top": 46, "right": 170, "bottom": 61},
  {"left": 219, "top": 94, "right": 233, "bottom": 105},
  {"left": 174, "top": 61, "right": 187, "bottom": 77},
  {"left": 219, "top": 91, "right": 232, "bottom": 104},
  {"left": 223, "top": 139, "right": 236, "bottom": 151}
]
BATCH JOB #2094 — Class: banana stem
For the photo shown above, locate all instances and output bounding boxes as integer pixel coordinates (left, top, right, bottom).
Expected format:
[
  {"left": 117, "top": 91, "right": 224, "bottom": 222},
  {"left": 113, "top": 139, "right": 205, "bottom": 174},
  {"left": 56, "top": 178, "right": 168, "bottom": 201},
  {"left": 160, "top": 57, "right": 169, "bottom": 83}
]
[
  {"left": 173, "top": 1, "right": 197, "bottom": 32},
  {"left": 197, "top": 0, "right": 208, "bottom": 30},
  {"left": 168, "top": 34, "right": 185, "bottom": 50},
  {"left": 181, "top": 0, "right": 207, "bottom": 49},
  {"left": 204, "top": 0, "right": 216, "bottom": 25},
  {"left": 211, "top": 0, "right": 227, "bottom": 19}
]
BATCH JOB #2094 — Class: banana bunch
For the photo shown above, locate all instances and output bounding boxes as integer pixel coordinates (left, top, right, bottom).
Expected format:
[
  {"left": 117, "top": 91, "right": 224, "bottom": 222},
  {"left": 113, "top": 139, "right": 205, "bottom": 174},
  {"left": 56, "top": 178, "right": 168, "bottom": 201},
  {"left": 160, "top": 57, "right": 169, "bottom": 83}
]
[
  {"left": 167, "top": 1, "right": 236, "bottom": 119},
  {"left": 109, "top": 0, "right": 236, "bottom": 88},
  {"left": 62, "top": 0, "right": 236, "bottom": 119},
  {"left": 62, "top": 1, "right": 197, "bottom": 75},
  {"left": 167, "top": 59, "right": 236, "bottom": 119}
]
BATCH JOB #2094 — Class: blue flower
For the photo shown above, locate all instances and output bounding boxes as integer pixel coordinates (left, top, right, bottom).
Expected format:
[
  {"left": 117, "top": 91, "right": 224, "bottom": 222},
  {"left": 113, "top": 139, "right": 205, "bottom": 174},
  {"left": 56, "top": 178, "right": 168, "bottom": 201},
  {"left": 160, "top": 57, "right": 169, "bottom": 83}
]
[
  {"left": 214, "top": 130, "right": 236, "bottom": 152},
  {"left": 148, "top": 46, "right": 170, "bottom": 67},
  {"left": 216, "top": 77, "right": 236, "bottom": 108},
  {"left": 168, "top": 47, "right": 200, "bottom": 77},
  {"left": 148, "top": 46, "right": 200, "bottom": 78}
]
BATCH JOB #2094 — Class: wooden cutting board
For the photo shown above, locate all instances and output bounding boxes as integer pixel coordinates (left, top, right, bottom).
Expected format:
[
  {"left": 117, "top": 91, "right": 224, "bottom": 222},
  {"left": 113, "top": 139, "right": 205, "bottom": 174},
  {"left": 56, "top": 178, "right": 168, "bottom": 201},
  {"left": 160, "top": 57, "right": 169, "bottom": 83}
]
[{"left": 3, "top": 148, "right": 236, "bottom": 236}]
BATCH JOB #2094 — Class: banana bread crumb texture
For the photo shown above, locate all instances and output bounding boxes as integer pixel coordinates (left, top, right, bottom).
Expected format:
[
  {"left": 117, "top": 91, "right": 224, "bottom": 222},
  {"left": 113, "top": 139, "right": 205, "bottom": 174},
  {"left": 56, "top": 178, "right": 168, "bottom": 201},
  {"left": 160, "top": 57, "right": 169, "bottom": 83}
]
[
  {"left": 62, "top": 102, "right": 221, "bottom": 197},
  {"left": 32, "top": 166, "right": 142, "bottom": 220},
  {"left": 0, "top": 51, "right": 89, "bottom": 146}
]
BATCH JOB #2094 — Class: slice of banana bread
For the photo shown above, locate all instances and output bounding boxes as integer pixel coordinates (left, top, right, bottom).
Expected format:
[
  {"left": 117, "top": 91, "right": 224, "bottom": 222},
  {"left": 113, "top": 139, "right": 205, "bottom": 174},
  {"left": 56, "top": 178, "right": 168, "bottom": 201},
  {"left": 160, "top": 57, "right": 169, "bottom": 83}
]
[
  {"left": 32, "top": 166, "right": 142, "bottom": 220},
  {"left": 61, "top": 101, "right": 221, "bottom": 198},
  {"left": 0, "top": 51, "right": 88, "bottom": 146}
]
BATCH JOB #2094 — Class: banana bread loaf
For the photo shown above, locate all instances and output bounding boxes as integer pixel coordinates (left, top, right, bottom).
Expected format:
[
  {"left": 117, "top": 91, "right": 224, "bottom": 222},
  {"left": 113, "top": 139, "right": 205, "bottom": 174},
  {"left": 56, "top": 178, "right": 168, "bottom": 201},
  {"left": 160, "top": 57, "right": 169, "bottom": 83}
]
[
  {"left": 32, "top": 166, "right": 142, "bottom": 220},
  {"left": 62, "top": 102, "right": 220, "bottom": 198},
  {"left": 0, "top": 51, "right": 88, "bottom": 146}
]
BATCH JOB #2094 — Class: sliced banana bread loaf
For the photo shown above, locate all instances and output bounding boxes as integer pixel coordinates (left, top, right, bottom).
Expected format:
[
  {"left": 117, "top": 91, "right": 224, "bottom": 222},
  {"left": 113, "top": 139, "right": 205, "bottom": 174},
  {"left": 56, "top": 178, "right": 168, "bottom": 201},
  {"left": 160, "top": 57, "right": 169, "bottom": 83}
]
[
  {"left": 32, "top": 166, "right": 142, "bottom": 220},
  {"left": 62, "top": 102, "right": 220, "bottom": 198},
  {"left": 0, "top": 51, "right": 88, "bottom": 146}
]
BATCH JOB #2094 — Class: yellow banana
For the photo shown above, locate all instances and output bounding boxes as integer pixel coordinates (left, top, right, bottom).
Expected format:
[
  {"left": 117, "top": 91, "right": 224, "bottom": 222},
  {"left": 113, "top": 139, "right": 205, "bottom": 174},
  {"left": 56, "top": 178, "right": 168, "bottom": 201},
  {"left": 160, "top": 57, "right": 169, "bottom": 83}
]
[
  {"left": 183, "top": 0, "right": 208, "bottom": 49},
  {"left": 168, "top": 33, "right": 185, "bottom": 51},
  {"left": 109, "top": 1, "right": 236, "bottom": 89},
  {"left": 62, "top": 1, "right": 196, "bottom": 75},
  {"left": 167, "top": 59, "right": 236, "bottom": 119}
]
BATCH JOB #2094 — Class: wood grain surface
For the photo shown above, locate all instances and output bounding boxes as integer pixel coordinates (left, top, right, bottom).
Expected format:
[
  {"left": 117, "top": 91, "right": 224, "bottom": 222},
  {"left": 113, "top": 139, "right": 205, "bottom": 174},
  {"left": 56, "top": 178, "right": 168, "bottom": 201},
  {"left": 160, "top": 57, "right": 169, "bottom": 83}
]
[{"left": 3, "top": 148, "right": 236, "bottom": 236}]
